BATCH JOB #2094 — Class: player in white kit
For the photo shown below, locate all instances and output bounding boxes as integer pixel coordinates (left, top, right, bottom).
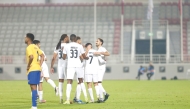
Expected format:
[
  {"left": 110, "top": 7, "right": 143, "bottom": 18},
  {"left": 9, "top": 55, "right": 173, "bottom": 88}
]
[
  {"left": 62, "top": 34, "right": 88, "bottom": 104},
  {"left": 73, "top": 36, "right": 86, "bottom": 103},
  {"left": 50, "top": 34, "right": 69, "bottom": 103},
  {"left": 84, "top": 43, "right": 106, "bottom": 103},
  {"left": 33, "top": 40, "right": 58, "bottom": 103},
  {"left": 94, "top": 38, "right": 110, "bottom": 102}
]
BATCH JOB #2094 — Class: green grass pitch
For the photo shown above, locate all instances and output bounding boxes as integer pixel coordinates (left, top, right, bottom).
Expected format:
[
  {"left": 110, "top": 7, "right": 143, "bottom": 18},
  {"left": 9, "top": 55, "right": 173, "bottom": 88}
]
[{"left": 0, "top": 80, "right": 190, "bottom": 109}]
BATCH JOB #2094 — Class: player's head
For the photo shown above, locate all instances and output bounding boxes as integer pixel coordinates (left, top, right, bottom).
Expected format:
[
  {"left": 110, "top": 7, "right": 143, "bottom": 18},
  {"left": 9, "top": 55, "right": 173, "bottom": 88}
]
[
  {"left": 85, "top": 43, "right": 92, "bottom": 50},
  {"left": 25, "top": 33, "right": 35, "bottom": 44},
  {"left": 75, "top": 36, "right": 81, "bottom": 44},
  {"left": 96, "top": 38, "right": 103, "bottom": 47},
  {"left": 70, "top": 34, "right": 76, "bottom": 42},
  {"left": 33, "top": 40, "right": 41, "bottom": 48},
  {"left": 56, "top": 34, "right": 68, "bottom": 50},
  {"left": 63, "top": 34, "right": 69, "bottom": 43}
]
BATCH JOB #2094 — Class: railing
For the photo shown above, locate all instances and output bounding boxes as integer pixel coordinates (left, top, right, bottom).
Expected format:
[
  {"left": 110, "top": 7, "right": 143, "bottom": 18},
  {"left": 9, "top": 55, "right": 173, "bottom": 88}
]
[{"left": 0, "top": 54, "right": 190, "bottom": 64}]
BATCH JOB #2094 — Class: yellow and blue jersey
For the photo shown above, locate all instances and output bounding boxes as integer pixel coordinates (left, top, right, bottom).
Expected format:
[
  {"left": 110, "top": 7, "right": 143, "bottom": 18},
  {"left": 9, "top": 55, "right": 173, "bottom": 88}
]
[{"left": 26, "top": 44, "right": 42, "bottom": 75}]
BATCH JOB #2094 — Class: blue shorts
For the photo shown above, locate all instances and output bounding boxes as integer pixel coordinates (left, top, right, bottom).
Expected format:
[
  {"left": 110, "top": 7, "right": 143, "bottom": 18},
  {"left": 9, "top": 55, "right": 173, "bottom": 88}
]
[{"left": 28, "top": 71, "right": 41, "bottom": 85}]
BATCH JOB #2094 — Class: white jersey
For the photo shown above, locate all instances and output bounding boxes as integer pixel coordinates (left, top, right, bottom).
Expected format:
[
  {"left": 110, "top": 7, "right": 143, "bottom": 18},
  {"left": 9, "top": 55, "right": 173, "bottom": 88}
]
[
  {"left": 63, "top": 42, "right": 85, "bottom": 67},
  {"left": 85, "top": 49, "right": 100, "bottom": 74},
  {"left": 41, "top": 51, "right": 48, "bottom": 69},
  {"left": 97, "top": 46, "right": 107, "bottom": 66},
  {"left": 79, "top": 48, "right": 85, "bottom": 68},
  {"left": 54, "top": 43, "right": 67, "bottom": 66}
]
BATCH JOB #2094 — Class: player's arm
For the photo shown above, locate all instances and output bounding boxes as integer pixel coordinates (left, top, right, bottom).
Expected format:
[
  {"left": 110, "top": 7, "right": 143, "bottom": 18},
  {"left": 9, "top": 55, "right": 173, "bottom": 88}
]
[
  {"left": 94, "top": 48, "right": 110, "bottom": 56},
  {"left": 26, "top": 47, "right": 33, "bottom": 71},
  {"left": 62, "top": 45, "right": 67, "bottom": 60},
  {"left": 80, "top": 55, "right": 84, "bottom": 62},
  {"left": 38, "top": 50, "right": 44, "bottom": 66},
  {"left": 63, "top": 54, "right": 67, "bottom": 60},
  {"left": 50, "top": 53, "right": 57, "bottom": 73},
  {"left": 81, "top": 45, "right": 88, "bottom": 60},
  {"left": 100, "top": 51, "right": 110, "bottom": 56},
  {"left": 61, "top": 47, "right": 65, "bottom": 59},
  {"left": 94, "top": 51, "right": 110, "bottom": 56},
  {"left": 38, "top": 50, "right": 44, "bottom": 77},
  {"left": 82, "top": 53, "right": 89, "bottom": 60},
  {"left": 27, "top": 55, "right": 33, "bottom": 71}
]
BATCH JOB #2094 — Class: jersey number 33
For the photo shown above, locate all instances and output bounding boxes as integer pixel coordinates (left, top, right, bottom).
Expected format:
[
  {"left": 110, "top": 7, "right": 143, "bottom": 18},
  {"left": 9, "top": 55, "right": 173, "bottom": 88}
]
[{"left": 70, "top": 50, "right": 78, "bottom": 58}]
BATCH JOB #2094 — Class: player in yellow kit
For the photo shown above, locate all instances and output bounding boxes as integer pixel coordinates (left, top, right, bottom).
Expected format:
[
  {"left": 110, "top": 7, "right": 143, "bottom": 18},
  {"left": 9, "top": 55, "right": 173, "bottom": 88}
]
[{"left": 25, "top": 33, "right": 44, "bottom": 109}]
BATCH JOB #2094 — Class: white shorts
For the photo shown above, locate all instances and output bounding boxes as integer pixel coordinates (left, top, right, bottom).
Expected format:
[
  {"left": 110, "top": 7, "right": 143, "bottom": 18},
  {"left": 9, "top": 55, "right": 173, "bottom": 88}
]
[
  {"left": 85, "top": 74, "right": 98, "bottom": 83},
  {"left": 40, "top": 66, "right": 49, "bottom": 82},
  {"left": 58, "top": 65, "right": 66, "bottom": 79},
  {"left": 40, "top": 77, "right": 44, "bottom": 83},
  {"left": 98, "top": 65, "right": 106, "bottom": 81},
  {"left": 76, "top": 67, "right": 84, "bottom": 83},
  {"left": 67, "top": 67, "right": 83, "bottom": 80}
]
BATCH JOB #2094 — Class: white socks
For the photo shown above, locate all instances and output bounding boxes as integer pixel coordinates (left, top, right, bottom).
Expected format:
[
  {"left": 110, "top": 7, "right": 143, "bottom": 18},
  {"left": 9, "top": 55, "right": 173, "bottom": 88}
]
[
  {"left": 98, "top": 83, "right": 103, "bottom": 99},
  {"left": 95, "top": 85, "right": 100, "bottom": 98},
  {"left": 66, "top": 84, "right": 72, "bottom": 101},
  {"left": 98, "top": 83, "right": 106, "bottom": 95},
  {"left": 38, "top": 91, "right": 43, "bottom": 101},
  {"left": 76, "top": 84, "right": 81, "bottom": 100},
  {"left": 80, "top": 83, "right": 87, "bottom": 97},
  {"left": 47, "top": 79, "right": 56, "bottom": 89},
  {"left": 32, "top": 106, "right": 37, "bottom": 109},
  {"left": 88, "top": 88, "right": 94, "bottom": 101},
  {"left": 59, "top": 82, "right": 63, "bottom": 100}
]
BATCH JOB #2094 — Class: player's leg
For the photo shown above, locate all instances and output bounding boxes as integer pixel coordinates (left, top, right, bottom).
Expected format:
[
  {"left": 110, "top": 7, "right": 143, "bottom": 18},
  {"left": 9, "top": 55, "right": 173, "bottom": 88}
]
[
  {"left": 73, "top": 73, "right": 82, "bottom": 102},
  {"left": 57, "top": 65, "right": 65, "bottom": 103},
  {"left": 28, "top": 71, "right": 41, "bottom": 109},
  {"left": 149, "top": 72, "right": 154, "bottom": 80},
  {"left": 43, "top": 67, "right": 58, "bottom": 95},
  {"left": 85, "top": 74, "right": 94, "bottom": 103},
  {"left": 93, "top": 74, "right": 100, "bottom": 101},
  {"left": 77, "top": 67, "right": 88, "bottom": 102},
  {"left": 136, "top": 72, "right": 141, "bottom": 80},
  {"left": 74, "top": 83, "right": 82, "bottom": 103},
  {"left": 44, "top": 77, "right": 58, "bottom": 94},
  {"left": 98, "top": 66, "right": 109, "bottom": 102},
  {"left": 147, "top": 73, "right": 150, "bottom": 80},
  {"left": 38, "top": 78, "right": 46, "bottom": 103},
  {"left": 63, "top": 67, "right": 75, "bottom": 104}
]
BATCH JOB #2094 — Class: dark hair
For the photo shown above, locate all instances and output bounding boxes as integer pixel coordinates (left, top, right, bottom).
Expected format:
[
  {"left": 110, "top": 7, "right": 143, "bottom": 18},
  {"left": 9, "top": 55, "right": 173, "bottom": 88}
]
[
  {"left": 33, "top": 40, "right": 40, "bottom": 44},
  {"left": 85, "top": 43, "right": 92, "bottom": 48},
  {"left": 70, "top": 34, "right": 76, "bottom": 41},
  {"left": 75, "top": 36, "right": 81, "bottom": 42},
  {"left": 56, "top": 34, "right": 67, "bottom": 50},
  {"left": 98, "top": 38, "right": 104, "bottom": 45},
  {"left": 26, "top": 33, "right": 35, "bottom": 41}
]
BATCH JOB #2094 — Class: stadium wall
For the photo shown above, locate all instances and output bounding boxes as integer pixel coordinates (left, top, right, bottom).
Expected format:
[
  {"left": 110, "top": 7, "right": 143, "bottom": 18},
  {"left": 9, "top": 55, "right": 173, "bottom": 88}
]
[
  {"left": 0, "top": 64, "right": 188, "bottom": 80},
  {"left": 0, "top": 0, "right": 184, "bottom": 4}
]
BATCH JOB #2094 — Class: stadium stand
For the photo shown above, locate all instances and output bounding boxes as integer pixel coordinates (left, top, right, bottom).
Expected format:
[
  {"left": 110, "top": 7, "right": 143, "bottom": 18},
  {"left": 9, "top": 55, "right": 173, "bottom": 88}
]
[{"left": 0, "top": 2, "right": 189, "bottom": 57}]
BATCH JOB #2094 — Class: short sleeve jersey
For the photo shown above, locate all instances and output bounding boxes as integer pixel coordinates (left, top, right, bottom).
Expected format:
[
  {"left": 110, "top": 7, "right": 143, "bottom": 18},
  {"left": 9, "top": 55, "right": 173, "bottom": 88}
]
[
  {"left": 63, "top": 42, "right": 84, "bottom": 67},
  {"left": 97, "top": 46, "right": 107, "bottom": 65},
  {"left": 54, "top": 43, "right": 67, "bottom": 66},
  {"left": 26, "top": 44, "right": 43, "bottom": 74},
  {"left": 85, "top": 49, "right": 99, "bottom": 74},
  {"left": 40, "top": 50, "right": 48, "bottom": 68}
]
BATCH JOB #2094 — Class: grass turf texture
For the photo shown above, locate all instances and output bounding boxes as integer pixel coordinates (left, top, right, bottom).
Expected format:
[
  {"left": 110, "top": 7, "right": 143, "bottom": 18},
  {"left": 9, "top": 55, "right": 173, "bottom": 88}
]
[{"left": 0, "top": 80, "right": 190, "bottom": 109}]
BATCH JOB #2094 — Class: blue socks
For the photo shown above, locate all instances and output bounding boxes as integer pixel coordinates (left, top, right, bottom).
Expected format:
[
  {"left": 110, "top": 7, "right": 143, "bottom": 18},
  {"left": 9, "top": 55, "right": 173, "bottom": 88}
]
[{"left": 32, "top": 90, "right": 38, "bottom": 107}]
